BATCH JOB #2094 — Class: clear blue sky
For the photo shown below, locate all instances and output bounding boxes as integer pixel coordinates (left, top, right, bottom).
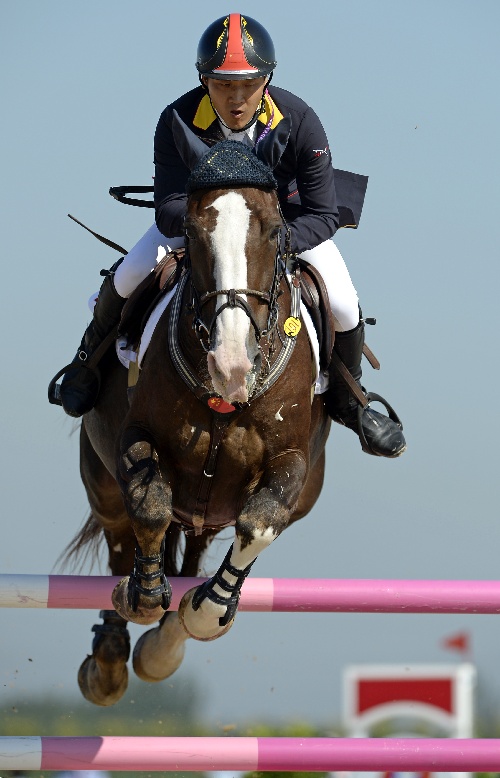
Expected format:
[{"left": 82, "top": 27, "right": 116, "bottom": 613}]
[{"left": 1, "top": 0, "right": 500, "bottom": 729}]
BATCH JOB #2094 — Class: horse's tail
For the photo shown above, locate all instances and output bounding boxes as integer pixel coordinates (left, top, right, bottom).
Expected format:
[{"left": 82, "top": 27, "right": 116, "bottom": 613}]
[{"left": 54, "top": 512, "right": 104, "bottom": 573}]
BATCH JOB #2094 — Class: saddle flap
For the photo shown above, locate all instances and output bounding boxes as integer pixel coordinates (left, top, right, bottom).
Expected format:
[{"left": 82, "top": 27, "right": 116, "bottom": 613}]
[
  {"left": 298, "top": 259, "right": 335, "bottom": 370},
  {"left": 119, "top": 248, "right": 186, "bottom": 348}
]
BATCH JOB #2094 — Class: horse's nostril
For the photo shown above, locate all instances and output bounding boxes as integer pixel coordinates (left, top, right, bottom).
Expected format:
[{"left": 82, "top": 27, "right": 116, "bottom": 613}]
[
  {"left": 207, "top": 344, "right": 253, "bottom": 404},
  {"left": 207, "top": 351, "right": 230, "bottom": 385}
]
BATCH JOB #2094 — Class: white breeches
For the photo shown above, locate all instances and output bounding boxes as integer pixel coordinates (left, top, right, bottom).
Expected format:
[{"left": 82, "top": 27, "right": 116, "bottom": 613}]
[
  {"left": 113, "top": 223, "right": 360, "bottom": 332},
  {"left": 113, "top": 224, "right": 185, "bottom": 298},
  {"left": 299, "top": 239, "right": 359, "bottom": 332}
]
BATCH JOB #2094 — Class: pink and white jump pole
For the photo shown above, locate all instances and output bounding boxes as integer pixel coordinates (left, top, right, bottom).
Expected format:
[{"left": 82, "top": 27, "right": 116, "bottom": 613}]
[
  {"left": 4, "top": 576, "right": 500, "bottom": 771},
  {"left": 2, "top": 574, "right": 500, "bottom": 613},
  {"left": 2, "top": 736, "right": 500, "bottom": 772}
]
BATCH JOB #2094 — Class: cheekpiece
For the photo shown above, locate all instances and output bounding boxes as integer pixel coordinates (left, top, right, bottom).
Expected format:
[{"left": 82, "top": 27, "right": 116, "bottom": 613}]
[{"left": 186, "top": 140, "right": 277, "bottom": 195}]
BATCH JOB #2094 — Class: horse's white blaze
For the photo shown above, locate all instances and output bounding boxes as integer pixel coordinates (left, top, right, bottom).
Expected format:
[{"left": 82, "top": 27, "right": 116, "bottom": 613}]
[{"left": 207, "top": 191, "right": 257, "bottom": 403}]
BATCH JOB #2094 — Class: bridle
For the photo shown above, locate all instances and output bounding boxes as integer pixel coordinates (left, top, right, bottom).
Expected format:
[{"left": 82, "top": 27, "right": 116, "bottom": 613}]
[
  {"left": 168, "top": 202, "right": 301, "bottom": 407},
  {"left": 188, "top": 215, "right": 287, "bottom": 354}
]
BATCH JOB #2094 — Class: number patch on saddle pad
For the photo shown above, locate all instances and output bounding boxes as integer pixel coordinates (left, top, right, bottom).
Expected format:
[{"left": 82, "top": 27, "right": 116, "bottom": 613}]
[{"left": 284, "top": 317, "right": 301, "bottom": 337}]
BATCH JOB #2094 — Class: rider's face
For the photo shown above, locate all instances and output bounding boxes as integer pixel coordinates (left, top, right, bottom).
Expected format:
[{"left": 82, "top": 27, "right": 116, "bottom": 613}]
[{"left": 203, "top": 76, "right": 267, "bottom": 131}]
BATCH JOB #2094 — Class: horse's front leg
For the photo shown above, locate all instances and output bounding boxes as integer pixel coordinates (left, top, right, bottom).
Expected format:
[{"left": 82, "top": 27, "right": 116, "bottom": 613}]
[
  {"left": 178, "top": 451, "right": 307, "bottom": 640},
  {"left": 112, "top": 433, "right": 173, "bottom": 625},
  {"left": 133, "top": 529, "right": 218, "bottom": 682}
]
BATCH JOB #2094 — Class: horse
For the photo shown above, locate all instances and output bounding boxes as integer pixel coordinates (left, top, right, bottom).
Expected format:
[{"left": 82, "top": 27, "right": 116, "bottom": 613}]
[{"left": 68, "top": 114, "right": 331, "bottom": 706}]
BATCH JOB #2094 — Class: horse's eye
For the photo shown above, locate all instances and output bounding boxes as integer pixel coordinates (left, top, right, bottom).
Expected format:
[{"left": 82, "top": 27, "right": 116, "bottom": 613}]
[{"left": 269, "top": 226, "right": 281, "bottom": 241}]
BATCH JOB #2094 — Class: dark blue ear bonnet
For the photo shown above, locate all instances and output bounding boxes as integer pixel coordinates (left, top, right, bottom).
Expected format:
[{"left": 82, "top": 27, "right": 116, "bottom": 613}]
[{"left": 186, "top": 140, "right": 277, "bottom": 194}]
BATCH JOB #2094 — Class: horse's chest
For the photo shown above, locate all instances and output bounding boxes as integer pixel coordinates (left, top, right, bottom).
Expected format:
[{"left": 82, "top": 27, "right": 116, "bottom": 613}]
[
  {"left": 173, "top": 420, "right": 263, "bottom": 474},
  {"left": 162, "top": 420, "right": 264, "bottom": 528}
]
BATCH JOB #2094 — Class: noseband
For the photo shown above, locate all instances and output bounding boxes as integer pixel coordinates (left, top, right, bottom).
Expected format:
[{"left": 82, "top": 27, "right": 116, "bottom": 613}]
[{"left": 188, "top": 220, "right": 288, "bottom": 353}]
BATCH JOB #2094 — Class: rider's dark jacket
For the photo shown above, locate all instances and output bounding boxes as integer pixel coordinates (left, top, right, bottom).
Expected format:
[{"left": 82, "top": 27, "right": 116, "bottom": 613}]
[{"left": 154, "top": 84, "right": 367, "bottom": 255}]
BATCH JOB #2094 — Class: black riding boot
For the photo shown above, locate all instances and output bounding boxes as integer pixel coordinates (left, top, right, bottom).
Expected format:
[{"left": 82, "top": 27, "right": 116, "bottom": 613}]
[
  {"left": 59, "top": 274, "right": 125, "bottom": 418},
  {"left": 325, "top": 320, "right": 406, "bottom": 458}
]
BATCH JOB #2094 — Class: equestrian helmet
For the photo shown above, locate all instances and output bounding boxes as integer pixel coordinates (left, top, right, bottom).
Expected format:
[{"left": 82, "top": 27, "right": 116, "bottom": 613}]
[{"left": 196, "top": 13, "right": 277, "bottom": 80}]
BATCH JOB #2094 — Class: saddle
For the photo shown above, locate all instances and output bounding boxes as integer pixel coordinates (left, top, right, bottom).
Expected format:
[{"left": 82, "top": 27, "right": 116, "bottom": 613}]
[
  {"left": 297, "top": 259, "right": 334, "bottom": 371},
  {"left": 119, "top": 248, "right": 187, "bottom": 349},
  {"left": 298, "top": 259, "right": 380, "bottom": 377}
]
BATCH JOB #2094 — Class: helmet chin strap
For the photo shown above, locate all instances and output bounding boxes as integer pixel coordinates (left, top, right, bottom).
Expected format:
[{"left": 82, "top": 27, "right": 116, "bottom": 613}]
[{"left": 200, "top": 74, "right": 273, "bottom": 134}]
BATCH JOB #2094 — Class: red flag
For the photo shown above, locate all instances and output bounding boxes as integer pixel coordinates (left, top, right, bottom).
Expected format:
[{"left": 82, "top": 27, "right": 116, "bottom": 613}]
[{"left": 441, "top": 631, "right": 470, "bottom": 654}]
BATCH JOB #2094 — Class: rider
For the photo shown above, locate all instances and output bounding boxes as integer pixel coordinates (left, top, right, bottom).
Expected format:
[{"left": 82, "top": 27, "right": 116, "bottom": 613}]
[{"left": 56, "top": 13, "right": 406, "bottom": 459}]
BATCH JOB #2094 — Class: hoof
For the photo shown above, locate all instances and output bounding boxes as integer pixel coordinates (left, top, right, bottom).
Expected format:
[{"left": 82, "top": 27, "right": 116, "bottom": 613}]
[
  {"left": 178, "top": 586, "right": 235, "bottom": 642},
  {"left": 112, "top": 576, "right": 168, "bottom": 626},
  {"left": 133, "top": 613, "right": 187, "bottom": 682},
  {"left": 78, "top": 654, "right": 128, "bottom": 707}
]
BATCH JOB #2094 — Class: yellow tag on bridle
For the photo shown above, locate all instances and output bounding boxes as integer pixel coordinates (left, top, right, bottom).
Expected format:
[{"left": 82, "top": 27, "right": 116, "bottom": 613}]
[{"left": 284, "top": 317, "right": 301, "bottom": 337}]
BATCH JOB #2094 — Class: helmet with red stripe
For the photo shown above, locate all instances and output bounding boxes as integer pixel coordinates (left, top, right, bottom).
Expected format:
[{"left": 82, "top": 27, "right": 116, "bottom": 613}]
[{"left": 196, "top": 13, "right": 277, "bottom": 80}]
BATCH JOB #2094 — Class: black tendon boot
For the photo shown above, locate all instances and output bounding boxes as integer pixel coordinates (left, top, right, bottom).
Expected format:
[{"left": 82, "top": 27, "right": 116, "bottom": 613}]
[
  {"left": 58, "top": 274, "right": 125, "bottom": 418},
  {"left": 326, "top": 320, "right": 406, "bottom": 458}
]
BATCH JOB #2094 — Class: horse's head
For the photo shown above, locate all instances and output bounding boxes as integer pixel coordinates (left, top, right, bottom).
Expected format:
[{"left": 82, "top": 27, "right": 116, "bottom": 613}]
[
  {"left": 186, "top": 183, "right": 283, "bottom": 403},
  {"left": 172, "top": 112, "right": 291, "bottom": 404}
]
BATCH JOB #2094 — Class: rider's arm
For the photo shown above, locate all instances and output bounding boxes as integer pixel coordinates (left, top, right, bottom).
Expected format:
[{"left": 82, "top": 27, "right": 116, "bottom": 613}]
[
  {"left": 154, "top": 107, "right": 190, "bottom": 238},
  {"left": 281, "top": 105, "right": 339, "bottom": 255}
]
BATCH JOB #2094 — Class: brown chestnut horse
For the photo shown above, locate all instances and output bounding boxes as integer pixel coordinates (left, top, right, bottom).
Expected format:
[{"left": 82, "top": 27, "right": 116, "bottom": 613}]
[{"left": 71, "top": 120, "right": 331, "bottom": 706}]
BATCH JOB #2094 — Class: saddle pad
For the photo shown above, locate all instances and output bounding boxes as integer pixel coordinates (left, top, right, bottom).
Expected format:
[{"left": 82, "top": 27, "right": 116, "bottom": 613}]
[
  {"left": 116, "top": 289, "right": 329, "bottom": 395},
  {"left": 116, "top": 285, "right": 176, "bottom": 370}
]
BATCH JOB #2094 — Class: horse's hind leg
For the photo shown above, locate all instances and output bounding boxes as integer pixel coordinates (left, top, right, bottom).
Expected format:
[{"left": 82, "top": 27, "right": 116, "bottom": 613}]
[
  {"left": 132, "top": 610, "right": 186, "bottom": 683},
  {"left": 79, "top": 425, "right": 135, "bottom": 706},
  {"left": 78, "top": 607, "right": 130, "bottom": 706},
  {"left": 133, "top": 528, "right": 217, "bottom": 682},
  {"left": 78, "top": 526, "right": 134, "bottom": 705},
  {"left": 179, "top": 451, "right": 307, "bottom": 641},
  {"left": 79, "top": 522, "right": 134, "bottom": 706}
]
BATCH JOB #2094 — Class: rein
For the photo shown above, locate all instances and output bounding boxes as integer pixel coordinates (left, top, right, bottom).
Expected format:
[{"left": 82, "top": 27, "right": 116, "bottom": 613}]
[
  {"left": 192, "top": 286, "right": 274, "bottom": 351},
  {"left": 188, "top": 205, "right": 287, "bottom": 354},
  {"left": 188, "top": 229, "right": 284, "bottom": 352}
]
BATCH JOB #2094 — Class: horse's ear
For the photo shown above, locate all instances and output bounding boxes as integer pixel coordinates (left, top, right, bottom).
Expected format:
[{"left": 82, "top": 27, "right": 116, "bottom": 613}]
[
  {"left": 171, "top": 109, "right": 208, "bottom": 170},
  {"left": 254, "top": 116, "right": 291, "bottom": 170}
]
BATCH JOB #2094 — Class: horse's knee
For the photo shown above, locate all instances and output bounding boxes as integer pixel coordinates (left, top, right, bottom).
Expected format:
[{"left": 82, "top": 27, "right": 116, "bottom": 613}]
[
  {"left": 247, "top": 451, "right": 307, "bottom": 516},
  {"left": 236, "top": 480, "right": 299, "bottom": 551},
  {"left": 235, "top": 453, "right": 307, "bottom": 561},
  {"left": 118, "top": 439, "right": 172, "bottom": 534},
  {"left": 236, "top": 506, "right": 284, "bottom": 554}
]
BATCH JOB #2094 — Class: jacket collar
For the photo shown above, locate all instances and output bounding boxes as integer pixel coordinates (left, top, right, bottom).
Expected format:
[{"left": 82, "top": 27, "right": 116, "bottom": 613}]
[{"left": 192, "top": 91, "right": 284, "bottom": 133}]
